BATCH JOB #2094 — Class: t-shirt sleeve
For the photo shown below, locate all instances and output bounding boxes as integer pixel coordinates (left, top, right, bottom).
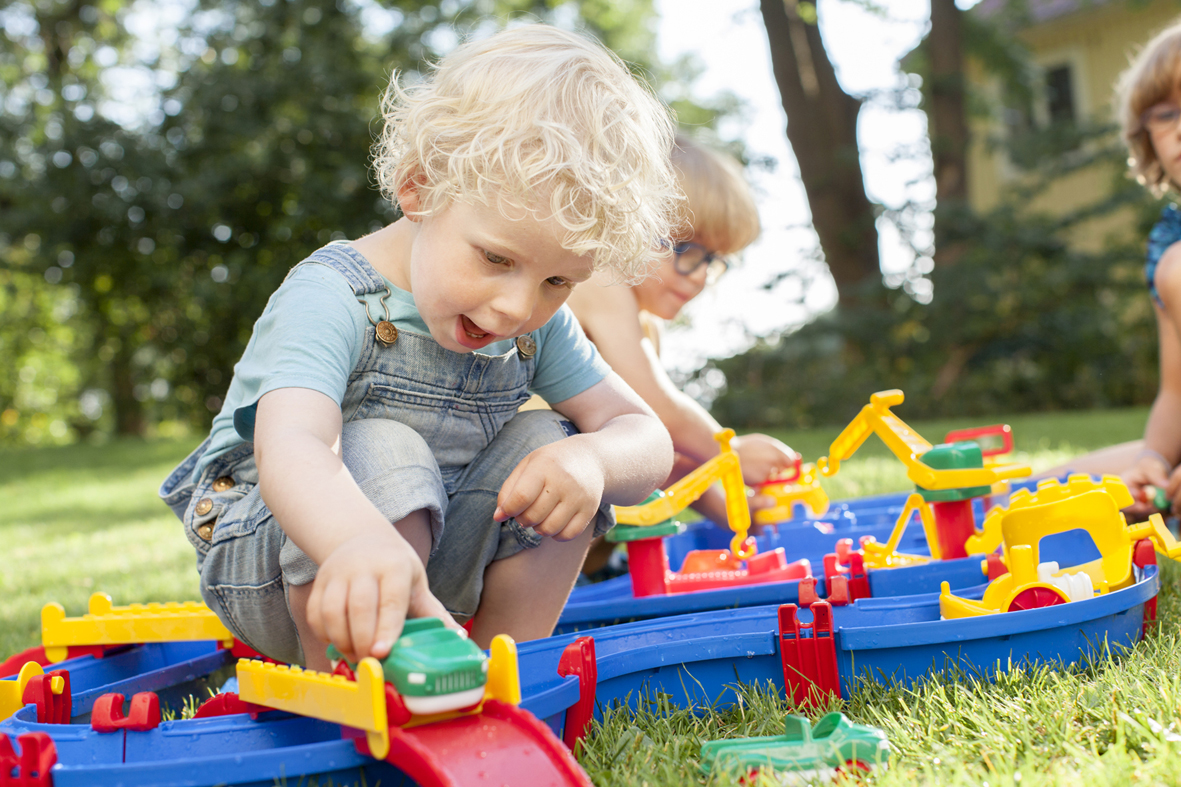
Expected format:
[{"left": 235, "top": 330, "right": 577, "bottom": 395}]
[
  {"left": 230, "top": 263, "right": 365, "bottom": 440},
  {"left": 529, "top": 304, "right": 612, "bottom": 404}
]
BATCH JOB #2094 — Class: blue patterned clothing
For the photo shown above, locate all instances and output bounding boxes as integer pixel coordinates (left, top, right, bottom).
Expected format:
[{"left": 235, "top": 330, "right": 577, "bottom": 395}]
[{"left": 1147, "top": 204, "right": 1181, "bottom": 308}]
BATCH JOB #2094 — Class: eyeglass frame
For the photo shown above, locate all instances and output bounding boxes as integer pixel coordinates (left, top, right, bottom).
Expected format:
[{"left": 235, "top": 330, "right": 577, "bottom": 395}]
[
  {"left": 668, "top": 241, "right": 730, "bottom": 282},
  {"left": 1140, "top": 102, "right": 1181, "bottom": 135}
]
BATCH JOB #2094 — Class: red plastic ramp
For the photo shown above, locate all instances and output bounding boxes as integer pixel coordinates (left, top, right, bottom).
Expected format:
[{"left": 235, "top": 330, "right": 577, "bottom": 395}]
[{"left": 385, "top": 699, "right": 592, "bottom": 787}]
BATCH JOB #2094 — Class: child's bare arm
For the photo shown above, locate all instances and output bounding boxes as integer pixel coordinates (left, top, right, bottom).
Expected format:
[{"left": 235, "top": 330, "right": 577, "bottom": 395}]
[
  {"left": 254, "top": 388, "right": 453, "bottom": 663},
  {"left": 1140, "top": 248, "right": 1181, "bottom": 510},
  {"left": 568, "top": 280, "right": 797, "bottom": 485},
  {"left": 493, "top": 373, "right": 673, "bottom": 541}
]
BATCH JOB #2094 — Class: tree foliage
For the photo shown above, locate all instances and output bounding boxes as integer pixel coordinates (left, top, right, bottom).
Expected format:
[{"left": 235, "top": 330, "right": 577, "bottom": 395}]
[{"left": 1, "top": 0, "right": 700, "bottom": 444}]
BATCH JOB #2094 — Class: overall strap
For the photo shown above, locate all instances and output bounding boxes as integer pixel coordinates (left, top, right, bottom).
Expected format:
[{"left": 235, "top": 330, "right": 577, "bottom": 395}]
[{"left": 286, "top": 241, "right": 388, "bottom": 296}]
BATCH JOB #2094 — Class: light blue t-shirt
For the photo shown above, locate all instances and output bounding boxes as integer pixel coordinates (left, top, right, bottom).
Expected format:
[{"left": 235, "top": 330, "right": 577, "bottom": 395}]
[{"left": 194, "top": 248, "right": 610, "bottom": 479}]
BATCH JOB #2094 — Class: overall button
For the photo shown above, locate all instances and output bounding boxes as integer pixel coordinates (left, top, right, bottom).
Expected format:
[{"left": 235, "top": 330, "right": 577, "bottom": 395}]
[
  {"left": 211, "top": 476, "right": 235, "bottom": 492},
  {"left": 196, "top": 523, "right": 214, "bottom": 542},
  {"left": 194, "top": 498, "right": 214, "bottom": 516},
  {"left": 516, "top": 335, "right": 536, "bottom": 359},
  {"left": 375, "top": 321, "right": 399, "bottom": 345}
]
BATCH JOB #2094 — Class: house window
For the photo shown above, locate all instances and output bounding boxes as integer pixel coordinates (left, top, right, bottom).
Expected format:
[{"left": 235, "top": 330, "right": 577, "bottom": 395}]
[{"left": 1044, "top": 64, "right": 1076, "bottom": 125}]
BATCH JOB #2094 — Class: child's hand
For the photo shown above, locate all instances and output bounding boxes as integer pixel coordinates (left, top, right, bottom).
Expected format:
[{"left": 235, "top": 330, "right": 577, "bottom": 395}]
[
  {"left": 305, "top": 528, "right": 456, "bottom": 664},
  {"left": 1122, "top": 453, "right": 1172, "bottom": 517},
  {"left": 494, "top": 439, "right": 605, "bottom": 542},
  {"left": 731, "top": 433, "right": 799, "bottom": 487}
]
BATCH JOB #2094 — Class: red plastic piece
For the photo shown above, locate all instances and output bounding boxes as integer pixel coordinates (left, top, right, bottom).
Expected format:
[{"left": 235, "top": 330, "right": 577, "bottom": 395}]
[
  {"left": 985, "top": 553, "right": 1008, "bottom": 580},
  {"left": 225, "top": 640, "right": 281, "bottom": 665},
  {"left": 557, "top": 636, "right": 598, "bottom": 750},
  {"left": 754, "top": 455, "right": 803, "bottom": 486},
  {"left": 1133, "top": 538, "right": 1159, "bottom": 634},
  {"left": 944, "top": 424, "right": 1013, "bottom": 457},
  {"left": 825, "top": 575, "right": 850, "bottom": 606},
  {"left": 192, "top": 692, "right": 272, "bottom": 720},
  {"left": 0, "top": 732, "right": 56, "bottom": 787},
  {"left": 625, "top": 537, "right": 671, "bottom": 597},
  {"left": 375, "top": 699, "right": 593, "bottom": 786},
  {"left": 1006, "top": 587, "right": 1067, "bottom": 612},
  {"left": 0, "top": 645, "right": 120, "bottom": 678},
  {"left": 90, "top": 692, "right": 161, "bottom": 733},
  {"left": 824, "top": 547, "right": 869, "bottom": 603},
  {"left": 797, "top": 577, "right": 821, "bottom": 607},
  {"left": 627, "top": 538, "right": 812, "bottom": 597},
  {"left": 21, "top": 670, "right": 71, "bottom": 724},
  {"left": 778, "top": 602, "right": 840, "bottom": 707},
  {"left": 931, "top": 499, "right": 976, "bottom": 560}
]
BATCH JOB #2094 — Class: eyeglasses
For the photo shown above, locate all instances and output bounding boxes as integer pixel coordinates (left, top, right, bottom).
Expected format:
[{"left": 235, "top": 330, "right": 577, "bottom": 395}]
[
  {"left": 1142, "top": 103, "right": 1181, "bottom": 134},
  {"left": 670, "top": 242, "right": 729, "bottom": 283}
]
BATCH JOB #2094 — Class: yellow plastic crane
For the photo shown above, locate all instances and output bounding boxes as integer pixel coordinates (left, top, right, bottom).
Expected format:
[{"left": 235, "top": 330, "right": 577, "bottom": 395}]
[
  {"left": 817, "top": 390, "right": 1031, "bottom": 491},
  {"left": 614, "top": 429, "right": 754, "bottom": 558}
]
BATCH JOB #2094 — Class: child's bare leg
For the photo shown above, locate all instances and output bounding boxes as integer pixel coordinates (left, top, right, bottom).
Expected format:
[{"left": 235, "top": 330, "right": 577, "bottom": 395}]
[
  {"left": 288, "top": 509, "right": 433, "bottom": 670},
  {"left": 470, "top": 525, "right": 595, "bottom": 649}
]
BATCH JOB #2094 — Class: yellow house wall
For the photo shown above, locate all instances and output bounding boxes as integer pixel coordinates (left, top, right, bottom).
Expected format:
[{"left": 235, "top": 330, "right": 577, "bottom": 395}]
[{"left": 968, "top": 0, "right": 1181, "bottom": 251}]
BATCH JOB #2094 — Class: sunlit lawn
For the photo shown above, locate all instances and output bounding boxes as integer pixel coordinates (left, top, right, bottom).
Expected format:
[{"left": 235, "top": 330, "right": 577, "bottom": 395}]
[{"left": 0, "top": 405, "right": 1162, "bottom": 786}]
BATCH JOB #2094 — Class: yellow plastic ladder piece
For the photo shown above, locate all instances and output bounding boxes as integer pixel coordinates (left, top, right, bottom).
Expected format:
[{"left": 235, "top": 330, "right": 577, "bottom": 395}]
[
  {"left": 237, "top": 658, "right": 389, "bottom": 760},
  {"left": 42, "top": 593, "right": 235, "bottom": 663},
  {"left": 485, "top": 634, "right": 521, "bottom": 706},
  {"left": 0, "top": 662, "right": 45, "bottom": 721}
]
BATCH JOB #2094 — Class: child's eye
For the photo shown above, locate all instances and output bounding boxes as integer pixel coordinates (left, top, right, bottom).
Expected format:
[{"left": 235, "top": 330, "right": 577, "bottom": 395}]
[
  {"left": 546, "top": 276, "right": 571, "bottom": 288},
  {"left": 484, "top": 250, "right": 510, "bottom": 265}
]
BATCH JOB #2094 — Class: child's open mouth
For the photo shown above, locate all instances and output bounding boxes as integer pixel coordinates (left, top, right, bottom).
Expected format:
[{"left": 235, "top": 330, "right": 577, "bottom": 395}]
[{"left": 461, "top": 315, "right": 489, "bottom": 340}]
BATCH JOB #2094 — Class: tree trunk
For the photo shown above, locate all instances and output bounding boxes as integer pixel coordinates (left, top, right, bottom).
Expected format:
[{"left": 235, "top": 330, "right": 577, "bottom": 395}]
[
  {"left": 927, "top": 0, "right": 969, "bottom": 265},
  {"left": 759, "top": 0, "right": 880, "bottom": 300}
]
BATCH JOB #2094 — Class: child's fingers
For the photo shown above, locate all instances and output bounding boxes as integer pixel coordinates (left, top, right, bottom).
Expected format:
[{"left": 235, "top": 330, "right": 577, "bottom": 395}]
[
  {"left": 346, "top": 574, "right": 382, "bottom": 662},
  {"left": 317, "top": 578, "right": 355, "bottom": 661},
  {"left": 495, "top": 467, "right": 547, "bottom": 523},
  {"left": 369, "top": 575, "right": 409, "bottom": 660},
  {"left": 406, "top": 585, "right": 459, "bottom": 630}
]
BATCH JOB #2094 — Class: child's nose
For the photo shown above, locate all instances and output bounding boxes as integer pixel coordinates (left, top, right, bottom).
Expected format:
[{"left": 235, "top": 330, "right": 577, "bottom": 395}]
[{"left": 491, "top": 283, "right": 534, "bottom": 328}]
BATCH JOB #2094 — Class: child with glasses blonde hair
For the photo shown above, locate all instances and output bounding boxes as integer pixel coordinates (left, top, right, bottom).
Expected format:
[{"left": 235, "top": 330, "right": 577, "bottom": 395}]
[
  {"left": 160, "top": 24, "right": 680, "bottom": 669},
  {"left": 567, "top": 135, "right": 797, "bottom": 560},
  {"left": 1055, "top": 23, "right": 1181, "bottom": 516}
]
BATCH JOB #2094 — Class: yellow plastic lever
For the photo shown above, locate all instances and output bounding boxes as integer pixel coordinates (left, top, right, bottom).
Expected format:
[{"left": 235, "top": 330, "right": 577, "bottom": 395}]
[
  {"left": 41, "top": 592, "right": 235, "bottom": 663},
  {"left": 237, "top": 658, "right": 389, "bottom": 760},
  {"left": 817, "top": 390, "right": 1031, "bottom": 491},
  {"left": 614, "top": 430, "right": 754, "bottom": 558}
]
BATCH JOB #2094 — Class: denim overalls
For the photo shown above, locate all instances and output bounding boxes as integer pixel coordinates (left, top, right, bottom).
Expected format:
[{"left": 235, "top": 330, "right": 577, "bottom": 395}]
[{"left": 159, "top": 244, "right": 613, "bottom": 664}]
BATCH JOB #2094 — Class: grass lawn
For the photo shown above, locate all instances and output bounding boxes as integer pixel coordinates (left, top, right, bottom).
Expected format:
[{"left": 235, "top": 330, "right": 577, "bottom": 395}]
[{"left": 0, "top": 405, "right": 1169, "bottom": 786}]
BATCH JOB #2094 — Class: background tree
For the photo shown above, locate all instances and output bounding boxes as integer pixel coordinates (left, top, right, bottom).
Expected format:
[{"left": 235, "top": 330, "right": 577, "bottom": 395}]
[
  {"left": 0, "top": 0, "right": 721, "bottom": 444},
  {"left": 758, "top": 0, "right": 880, "bottom": 299}
]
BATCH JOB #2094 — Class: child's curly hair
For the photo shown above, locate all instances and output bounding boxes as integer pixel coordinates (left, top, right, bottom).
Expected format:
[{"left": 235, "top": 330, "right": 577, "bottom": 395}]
[
  {"left": 373, "top": 24, "right": 684, "bottom": 282},
  {"left": 1117, "top": 21, "right": 1181, "bottom": 196}
]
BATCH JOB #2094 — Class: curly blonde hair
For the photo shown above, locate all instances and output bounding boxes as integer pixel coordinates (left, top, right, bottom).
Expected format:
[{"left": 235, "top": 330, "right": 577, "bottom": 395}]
[
  {"left": 1117, "top": 21, "right": 1181, "bottom": 196},
  {"left": 373, "top": 24, "right": 684, "bottom": 282}
]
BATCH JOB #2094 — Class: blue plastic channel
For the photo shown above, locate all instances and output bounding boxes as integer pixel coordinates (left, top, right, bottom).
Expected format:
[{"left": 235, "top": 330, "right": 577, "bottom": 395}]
[{"left": 836, "top": 565, "right": 1159, "bottom": 691}]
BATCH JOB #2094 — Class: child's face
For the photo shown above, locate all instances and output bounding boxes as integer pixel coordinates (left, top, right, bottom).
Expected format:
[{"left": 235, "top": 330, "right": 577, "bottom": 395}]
[
  {"left": 632, "top": 236, "right": 713, "bottom": 320},
  {"left": 398, "top": 194, "right": 595, "bottom": 354},
  {"left": 1149, "top": 93, "right": 1181, "bottom": 185}
]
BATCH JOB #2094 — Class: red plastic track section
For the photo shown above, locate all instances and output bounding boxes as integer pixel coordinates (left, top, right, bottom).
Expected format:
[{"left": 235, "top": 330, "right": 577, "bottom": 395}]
[{"left": 383, "top": 699, "right": 593, "bottom": 787}]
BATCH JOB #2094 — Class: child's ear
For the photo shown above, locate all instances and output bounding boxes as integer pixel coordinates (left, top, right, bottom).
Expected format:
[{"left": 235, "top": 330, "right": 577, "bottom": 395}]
[{"left": 396, "top": 174, "right": 425, "bottom": 221}]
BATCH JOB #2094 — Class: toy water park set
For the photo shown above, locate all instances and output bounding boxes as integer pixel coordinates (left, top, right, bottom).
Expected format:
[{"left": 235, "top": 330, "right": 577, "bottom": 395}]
[{"left": 0, "top": 389, "right": 1174, "bottom": 786}]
